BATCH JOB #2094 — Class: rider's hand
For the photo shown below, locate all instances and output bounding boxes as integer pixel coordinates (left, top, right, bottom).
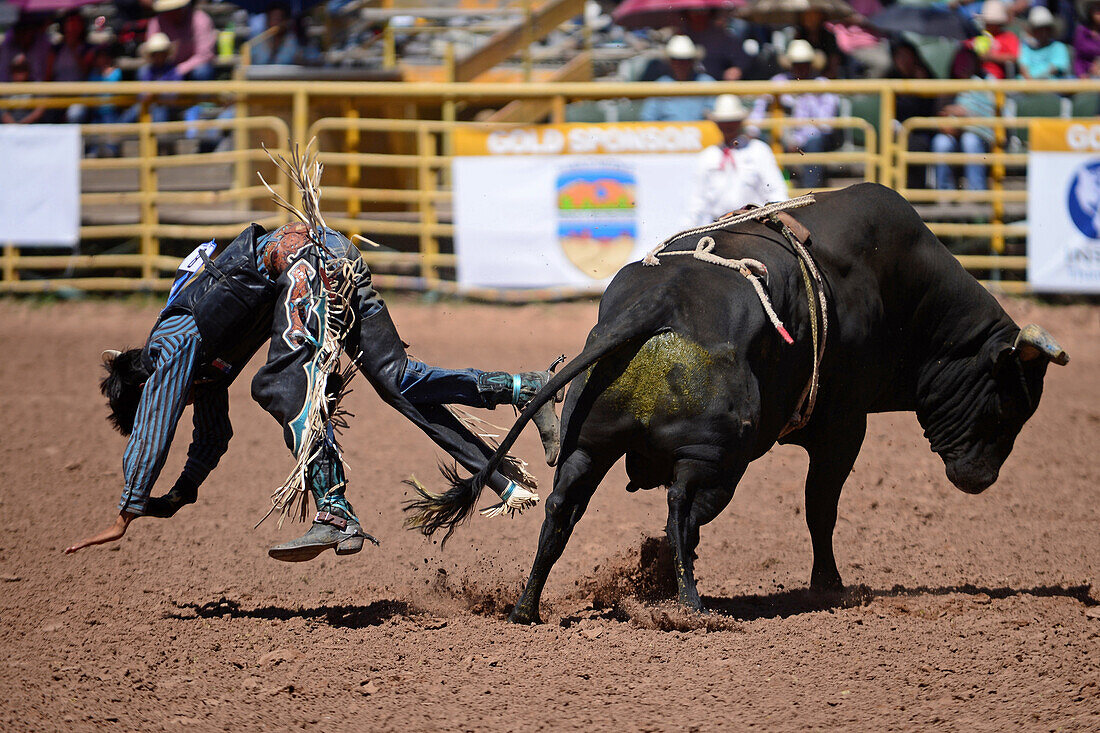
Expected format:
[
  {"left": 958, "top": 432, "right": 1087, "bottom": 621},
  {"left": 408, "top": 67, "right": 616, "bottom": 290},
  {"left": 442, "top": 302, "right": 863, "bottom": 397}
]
[{"left": 64, "top": 511, "right": 137, "bottom": 554}]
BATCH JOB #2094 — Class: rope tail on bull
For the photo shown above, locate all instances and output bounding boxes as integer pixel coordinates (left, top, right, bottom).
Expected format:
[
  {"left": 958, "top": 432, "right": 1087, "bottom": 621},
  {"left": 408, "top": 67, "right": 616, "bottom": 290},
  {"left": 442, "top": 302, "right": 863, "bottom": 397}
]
[{"left": 404, "top": 182, "right": 1070, "bottom": 625}]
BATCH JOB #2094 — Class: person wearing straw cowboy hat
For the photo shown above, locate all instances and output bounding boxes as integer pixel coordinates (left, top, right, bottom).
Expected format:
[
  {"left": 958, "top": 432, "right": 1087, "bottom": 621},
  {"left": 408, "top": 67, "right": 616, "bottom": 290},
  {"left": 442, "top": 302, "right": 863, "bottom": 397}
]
[
  {"left": 65, "top": 149, "right": 562, "bottom": 562},
  {"left": 640, "top": 35, "right": 716, "bottom": 122},
  {"left": 1019, "top": 5, "right": 1072, "bottom": 78},
  {"left": 686, "top": 94, "right": 788, "bottom": 226},
  {"left": 750, "top": 39, "right": 839, "bottom": 189},
  {"left": 147, "top": 0, "right": 217, "bottom": 81}
]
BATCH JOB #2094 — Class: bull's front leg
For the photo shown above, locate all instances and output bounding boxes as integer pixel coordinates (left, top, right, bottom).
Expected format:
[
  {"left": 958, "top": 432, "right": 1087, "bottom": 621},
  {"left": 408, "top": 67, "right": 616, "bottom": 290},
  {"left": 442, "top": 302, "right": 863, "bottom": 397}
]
[
  {"left": 802, "top": 417, "right": 867, "bottom": 592},
  {"left": 510, "top": 448, "right": 616, "bottom": 625}
]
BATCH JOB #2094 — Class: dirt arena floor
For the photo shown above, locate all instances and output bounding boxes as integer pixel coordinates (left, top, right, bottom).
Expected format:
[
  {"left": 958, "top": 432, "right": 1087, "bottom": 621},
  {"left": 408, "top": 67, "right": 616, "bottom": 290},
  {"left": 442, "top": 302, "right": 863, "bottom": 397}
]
[{"left": 1, "top": 295, "right": 1098, "bottom": 732}]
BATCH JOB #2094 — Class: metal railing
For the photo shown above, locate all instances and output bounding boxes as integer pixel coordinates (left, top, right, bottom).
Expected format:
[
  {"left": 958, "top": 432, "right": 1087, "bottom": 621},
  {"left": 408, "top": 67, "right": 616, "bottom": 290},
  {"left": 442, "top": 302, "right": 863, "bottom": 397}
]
[{"left": 0, "top": 77, "right": 1098, "bottom": 297}]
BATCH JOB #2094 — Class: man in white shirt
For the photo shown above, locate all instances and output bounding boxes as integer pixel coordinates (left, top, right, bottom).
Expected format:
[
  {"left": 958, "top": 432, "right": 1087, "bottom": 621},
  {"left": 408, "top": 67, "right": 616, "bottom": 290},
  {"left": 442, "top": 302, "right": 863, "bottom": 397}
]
[{"left": 686, "top": 94, "right": 789, "bottom": 227}]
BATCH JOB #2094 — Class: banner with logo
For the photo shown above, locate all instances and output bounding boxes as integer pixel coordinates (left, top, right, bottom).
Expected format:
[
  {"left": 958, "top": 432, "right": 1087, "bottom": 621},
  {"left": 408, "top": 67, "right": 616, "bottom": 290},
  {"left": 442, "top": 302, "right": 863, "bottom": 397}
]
[
  {"left": 0, "top": 125, "right": 81, "bottom": 247},
  {"left": 1027, "top": 120, "right": 1100, "bottom": 293},
  {"left": 452, "top": 121, "right": 721, "bottom": 291}
]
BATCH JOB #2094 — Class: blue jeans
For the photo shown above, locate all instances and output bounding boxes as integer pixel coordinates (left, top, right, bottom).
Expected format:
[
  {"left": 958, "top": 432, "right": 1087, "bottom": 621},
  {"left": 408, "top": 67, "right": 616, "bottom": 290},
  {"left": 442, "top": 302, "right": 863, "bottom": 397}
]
[
  {"left": 932, "top": 131, "right": 988, "bottom": 191},
  {"left": 400, "top": 359, "right": 488, "bottom": 407}
]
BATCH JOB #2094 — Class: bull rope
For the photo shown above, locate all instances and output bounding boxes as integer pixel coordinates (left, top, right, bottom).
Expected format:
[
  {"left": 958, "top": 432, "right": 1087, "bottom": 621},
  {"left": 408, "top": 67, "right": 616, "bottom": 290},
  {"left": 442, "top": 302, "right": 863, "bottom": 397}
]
[{"left": 641, "top": 194, "right": 826, "bottom": 437}]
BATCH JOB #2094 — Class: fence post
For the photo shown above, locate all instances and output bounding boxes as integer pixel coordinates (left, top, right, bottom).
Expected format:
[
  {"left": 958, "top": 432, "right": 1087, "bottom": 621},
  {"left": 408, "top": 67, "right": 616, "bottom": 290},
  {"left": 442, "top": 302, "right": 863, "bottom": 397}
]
[
  {"left": 991, "top": 91, "right": 1006, "bottom": 256},
  {"left": 383, "top": 26, "right": 396, "bottom": 70},
  {"left": 3, "top": 243, "right": 16, "bottom": 285},
  {"left": 551, "top": 94, "right": 566, "bottom": 124},
  {"left": 417, "top": 123, "right": 439, "bottom": 288},
  {"left": 879, "top": 87, "right": 895, "bottom": 189},
  {"left": 233, "top": 51, "right": 249, "bottom": 208},
  {"left": 345, "top": 103, "right": 361, "bottom": 238},
  {"left": 523, "top": 0, "right": 533, "bottom": 83},
  {"left": 292, "top": 88, "right": 308, "bottom": 210},
  {"left": 138, "top": 99, "right": 158, "bottom": 283}
]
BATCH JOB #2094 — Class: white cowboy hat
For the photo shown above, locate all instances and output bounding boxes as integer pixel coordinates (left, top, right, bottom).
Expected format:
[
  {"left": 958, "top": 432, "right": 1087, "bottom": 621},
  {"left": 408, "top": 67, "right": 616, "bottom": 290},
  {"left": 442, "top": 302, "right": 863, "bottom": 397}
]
[
  {"left": 1028, "top": 5, "right": 1056, "bottom": 26},
  {"left": 141, "top": 32, "right": 174, "bottom": 56},
  {"left": 709, "top": 94, "right": 748, "bottom": 122},
  {"left": 980, "top": 0, "right": 1009, "bottom": 25},
  {"left": 666, "top": 34, "right": 699, "bottom": 60},
  {"left": 781, "top": 38, "right": 826, "bottom": 69},
  {"left": 153, "top": 0, "right": 190, "bottom": 12},
  {"left": 585, "top": 0, "right": 612, "bottom": 31}
]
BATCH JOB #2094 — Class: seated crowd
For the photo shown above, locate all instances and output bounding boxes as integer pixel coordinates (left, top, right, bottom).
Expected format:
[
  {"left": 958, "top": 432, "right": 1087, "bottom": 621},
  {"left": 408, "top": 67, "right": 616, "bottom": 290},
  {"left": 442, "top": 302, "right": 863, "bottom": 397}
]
[{"left": 1, "top": 0, "right": 1097, "bottom": 189}]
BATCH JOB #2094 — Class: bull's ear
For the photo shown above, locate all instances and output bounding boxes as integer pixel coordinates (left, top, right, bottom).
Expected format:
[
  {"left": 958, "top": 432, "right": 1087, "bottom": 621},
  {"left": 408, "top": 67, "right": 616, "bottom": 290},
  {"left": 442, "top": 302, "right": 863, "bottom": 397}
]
[{"left": 1014, "top": 324, "right": 1069, "bottom": 366}]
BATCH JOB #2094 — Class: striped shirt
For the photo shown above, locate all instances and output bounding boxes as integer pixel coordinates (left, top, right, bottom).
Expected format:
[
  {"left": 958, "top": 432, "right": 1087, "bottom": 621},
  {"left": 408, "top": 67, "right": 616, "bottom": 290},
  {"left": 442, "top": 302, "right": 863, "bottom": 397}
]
[{"left": 118, "top": 314, "right": 233, "bottom": 515}]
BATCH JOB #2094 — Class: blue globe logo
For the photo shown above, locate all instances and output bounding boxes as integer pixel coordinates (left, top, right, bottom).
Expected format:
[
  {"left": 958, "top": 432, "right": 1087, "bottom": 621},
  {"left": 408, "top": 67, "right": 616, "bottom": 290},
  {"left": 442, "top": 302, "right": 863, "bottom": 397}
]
[{"left": 1066, "top": 160, "right": 1100, "bottom": 240}]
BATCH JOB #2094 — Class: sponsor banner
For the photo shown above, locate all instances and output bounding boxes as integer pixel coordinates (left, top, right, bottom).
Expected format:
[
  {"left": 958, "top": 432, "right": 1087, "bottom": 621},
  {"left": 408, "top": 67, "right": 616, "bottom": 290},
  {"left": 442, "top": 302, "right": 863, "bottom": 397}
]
[
  {"left": 1027, "top": 120, "right": 1100, "bottom": 293},
  {"left": 0, "top": 125, "right": 81, "bottom": 247},
  {"left": 453, "top": 122, "right": 718, "bottom": 290}
]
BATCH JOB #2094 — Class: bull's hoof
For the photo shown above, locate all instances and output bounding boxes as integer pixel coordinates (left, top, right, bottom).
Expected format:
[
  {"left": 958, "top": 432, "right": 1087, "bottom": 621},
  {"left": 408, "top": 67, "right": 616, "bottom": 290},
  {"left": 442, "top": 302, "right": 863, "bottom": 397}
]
[
  {"left": 677, "top": 592, "right": 705, "bottom": 614},
  {"left": 508, "top": 607, "right": 541, "bottom": 625},
  {"left": 809, "top": 572, "right": 844, "bottom": 594}
]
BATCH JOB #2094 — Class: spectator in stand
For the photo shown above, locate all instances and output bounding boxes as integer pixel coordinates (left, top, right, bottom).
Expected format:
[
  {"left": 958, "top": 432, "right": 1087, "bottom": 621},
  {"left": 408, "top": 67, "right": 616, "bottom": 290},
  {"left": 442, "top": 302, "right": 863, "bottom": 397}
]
[
  {"left": 973, "top": 0, "right": 1020, "bottom": 79},
  {"left": 117, "top": 33, "right": 180, "bottom": 126},
  {"left": 639, "top": 35, "right": 715, "bottom": 122},
  {"left": 794, "top": 9, "right": 845, "bottom": 78},
  {"left": 0, "top": 14, "right": 52, "bottom": 82},
  {"left": 1019, "top": 5, "right": 1071, "bottom": 78},
  {"left": 52, "top": 12, "right": 90, "bottom": 83},
  {"left": 88, "top": 44, "right": 122, "bottom": 123},
  {"left": 251, "top": 3, "right": 301, "bottom": 66},
  {"left": 684, "top": 9, "right": 752, "bottom": 80},
  {"left": 2, "top": 55, "right": 47, "bottom": 124},
  {"left": 686, "top": 94, "right": 788, "bottom": 226},
  {"left": 147, "top": 0, "right": 217, "bottom": 81},
  {"left": 53, "top": 11, "right": 92, "bottom": 123},
  {"left": 750, "top": 40, "right": 839, "bottom": 189},
  {"left": 931, "top": 46, "right": 995, "bottom": 191},
  {"left": 889, "top": 38, "right": 938, "bottom": 189},
  {"left": 1073, "top": 0, "right": 1100, "bottom": 77}
]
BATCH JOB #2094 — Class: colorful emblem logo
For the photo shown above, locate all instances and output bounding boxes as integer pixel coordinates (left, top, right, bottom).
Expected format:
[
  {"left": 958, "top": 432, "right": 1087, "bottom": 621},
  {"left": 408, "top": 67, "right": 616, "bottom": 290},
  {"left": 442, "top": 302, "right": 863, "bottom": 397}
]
[
  {"left": 1067, "top": 159, "right": 1100, "bottom": 240},
  {"left": 556, "top": 166, "right": 637, "bottom": 279}
]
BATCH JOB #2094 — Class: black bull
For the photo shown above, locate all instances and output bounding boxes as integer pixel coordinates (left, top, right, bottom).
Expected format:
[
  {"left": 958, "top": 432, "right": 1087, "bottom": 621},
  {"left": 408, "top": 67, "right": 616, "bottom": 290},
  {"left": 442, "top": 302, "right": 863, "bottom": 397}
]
[{"left": 405, "top": 183, "right": 1069, "bottom": 624}]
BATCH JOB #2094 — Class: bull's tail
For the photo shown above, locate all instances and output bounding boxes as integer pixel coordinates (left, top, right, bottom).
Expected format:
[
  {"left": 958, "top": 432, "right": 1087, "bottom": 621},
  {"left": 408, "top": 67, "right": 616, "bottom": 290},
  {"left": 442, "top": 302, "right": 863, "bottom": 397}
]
[{"left": 403, "top": 296, "right": 672, "bottom": 542}]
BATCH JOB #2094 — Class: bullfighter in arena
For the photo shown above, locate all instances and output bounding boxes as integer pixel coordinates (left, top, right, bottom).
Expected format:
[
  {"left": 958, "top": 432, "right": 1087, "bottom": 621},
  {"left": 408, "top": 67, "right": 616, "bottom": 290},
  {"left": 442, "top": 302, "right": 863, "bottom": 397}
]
[{"left": 65, "top": 147, "right": 557, "bottom": 562}]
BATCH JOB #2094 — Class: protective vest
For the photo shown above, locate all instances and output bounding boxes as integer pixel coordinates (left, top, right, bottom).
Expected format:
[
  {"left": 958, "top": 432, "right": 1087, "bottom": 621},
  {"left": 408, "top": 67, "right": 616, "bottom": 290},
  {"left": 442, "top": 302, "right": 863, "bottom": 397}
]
[{"left": 145, "top": 224, "right": 277, "bottom": 387}]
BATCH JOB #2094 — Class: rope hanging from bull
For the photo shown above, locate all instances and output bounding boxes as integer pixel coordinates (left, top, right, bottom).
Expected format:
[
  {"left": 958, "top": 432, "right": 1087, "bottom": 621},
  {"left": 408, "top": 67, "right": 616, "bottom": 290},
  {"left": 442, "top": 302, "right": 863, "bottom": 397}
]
[{"left": 642, "top": 193, "right": 826, "bottom": 437}]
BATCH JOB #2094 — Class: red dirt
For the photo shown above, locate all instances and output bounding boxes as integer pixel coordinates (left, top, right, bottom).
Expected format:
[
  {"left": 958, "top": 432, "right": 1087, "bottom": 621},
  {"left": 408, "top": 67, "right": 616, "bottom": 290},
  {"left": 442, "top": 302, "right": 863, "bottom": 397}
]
[{"left": 1, "top": 296, "right": 1098, "bottom": 732}]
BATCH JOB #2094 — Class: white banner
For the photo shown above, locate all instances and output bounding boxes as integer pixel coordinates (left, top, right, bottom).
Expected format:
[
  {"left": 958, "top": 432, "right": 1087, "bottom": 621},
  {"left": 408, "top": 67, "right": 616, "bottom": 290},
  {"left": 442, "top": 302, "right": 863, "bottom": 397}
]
[
  {"left": 0, "top": 125, "right": 81, "bottom": 247},
  {"left": 452, "top": 122, "right": 720, "bottom": 291},
  {"left": 1027, "top": 120, "right": 1100, "bottom": 293}
]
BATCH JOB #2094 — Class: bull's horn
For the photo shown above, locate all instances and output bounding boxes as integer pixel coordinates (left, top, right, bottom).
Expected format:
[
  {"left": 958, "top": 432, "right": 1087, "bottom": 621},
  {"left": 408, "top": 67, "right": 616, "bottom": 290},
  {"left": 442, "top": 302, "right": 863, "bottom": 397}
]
[
  {"left": 1015, "top": 324, "right": 1069, "bottom": 366},
  {"left": 101, "top": 349, "right": 122, "bottom": 365}
]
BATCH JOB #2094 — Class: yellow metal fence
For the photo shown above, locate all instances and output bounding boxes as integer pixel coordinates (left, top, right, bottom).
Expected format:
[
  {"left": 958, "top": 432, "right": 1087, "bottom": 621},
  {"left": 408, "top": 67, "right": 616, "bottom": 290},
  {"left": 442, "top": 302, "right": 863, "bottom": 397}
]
[{"left": 1, "top": 78, "right": 1098, "bottom": 297}]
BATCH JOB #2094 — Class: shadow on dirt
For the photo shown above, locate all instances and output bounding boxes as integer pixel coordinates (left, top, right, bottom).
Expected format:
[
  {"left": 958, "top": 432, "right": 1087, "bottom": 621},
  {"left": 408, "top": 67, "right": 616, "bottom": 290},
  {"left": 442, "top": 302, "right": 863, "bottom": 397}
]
[
  {"left": 166, "top": 596, "right": 418, "bottom": 629},
  {"left": 702, "top": 582, "right": 1096, "bottom": 622}
]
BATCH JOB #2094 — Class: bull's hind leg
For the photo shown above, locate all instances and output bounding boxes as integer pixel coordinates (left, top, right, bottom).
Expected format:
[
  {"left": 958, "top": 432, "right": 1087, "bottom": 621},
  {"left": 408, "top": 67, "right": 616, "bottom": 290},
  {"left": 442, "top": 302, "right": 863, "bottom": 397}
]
[
  {"left": 666, "top": 455, "right": 744, "bottom": 611},
  {"left": 509, "top": 447, "right": 618, "bottom": 625},
  {"left": 803, "top": 417, "right": 866, "bottom": 592}
]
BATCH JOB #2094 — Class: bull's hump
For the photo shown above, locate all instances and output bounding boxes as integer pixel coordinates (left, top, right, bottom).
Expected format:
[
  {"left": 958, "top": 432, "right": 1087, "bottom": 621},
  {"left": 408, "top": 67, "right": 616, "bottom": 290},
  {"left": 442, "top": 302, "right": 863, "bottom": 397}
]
[{"left": 601, "top": 332, "right": 725, "bottom": 427}]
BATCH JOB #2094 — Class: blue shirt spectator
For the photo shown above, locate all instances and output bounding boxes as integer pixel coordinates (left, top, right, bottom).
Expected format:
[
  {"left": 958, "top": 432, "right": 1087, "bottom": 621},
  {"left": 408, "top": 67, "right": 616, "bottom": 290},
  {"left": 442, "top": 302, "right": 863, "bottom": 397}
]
[
  {"left": 639, "top": 35, "right": 715, "bottom": 122},
  {"left": 1019, "top": 5, "right": 1072, "bottom": 78}
]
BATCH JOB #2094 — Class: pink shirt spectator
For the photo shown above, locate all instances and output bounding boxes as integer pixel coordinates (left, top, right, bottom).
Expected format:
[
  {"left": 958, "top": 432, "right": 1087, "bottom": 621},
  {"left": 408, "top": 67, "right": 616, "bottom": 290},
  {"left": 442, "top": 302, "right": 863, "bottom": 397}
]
[{"left": 147, "top": 8, "right": 216, "bottom": 78}]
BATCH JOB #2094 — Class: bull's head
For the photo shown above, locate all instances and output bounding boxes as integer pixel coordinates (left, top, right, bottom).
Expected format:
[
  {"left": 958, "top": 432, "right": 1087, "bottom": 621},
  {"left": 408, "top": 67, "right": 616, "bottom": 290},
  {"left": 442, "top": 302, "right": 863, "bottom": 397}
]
[{"left": 938, "top": 324, "right": 1068, "bottom": 494}]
